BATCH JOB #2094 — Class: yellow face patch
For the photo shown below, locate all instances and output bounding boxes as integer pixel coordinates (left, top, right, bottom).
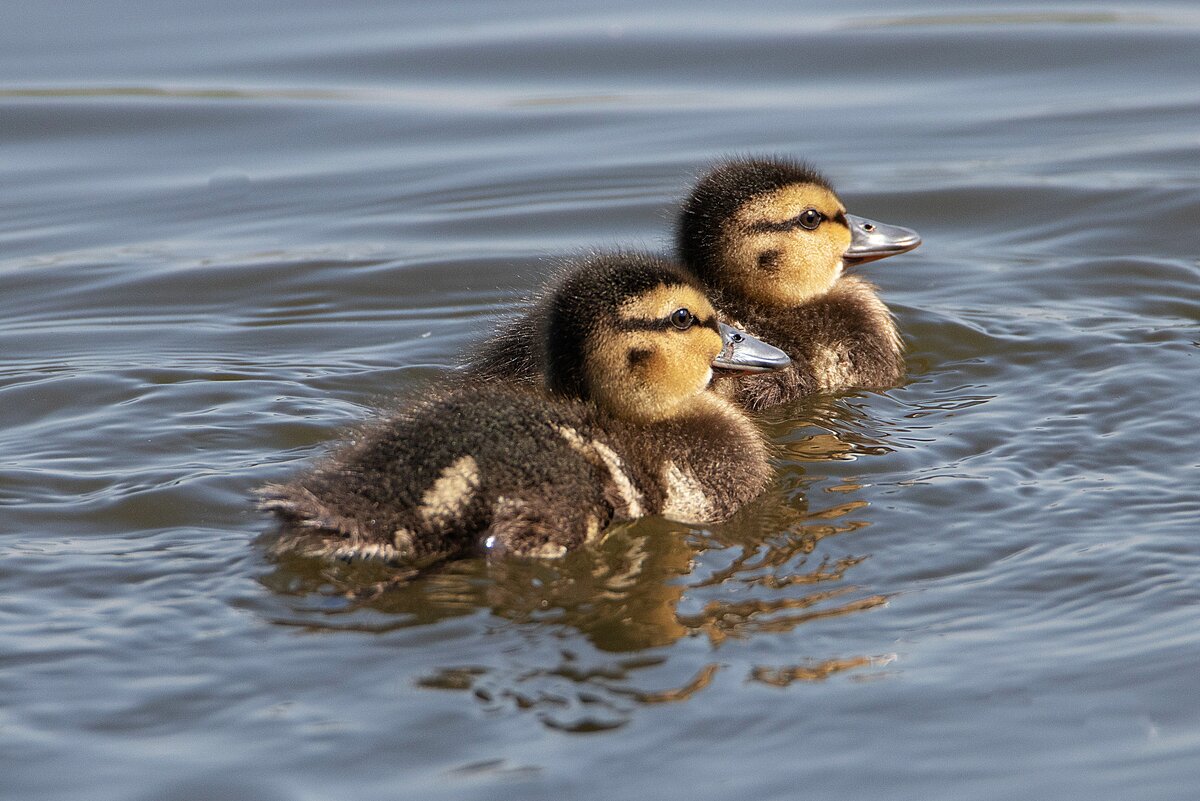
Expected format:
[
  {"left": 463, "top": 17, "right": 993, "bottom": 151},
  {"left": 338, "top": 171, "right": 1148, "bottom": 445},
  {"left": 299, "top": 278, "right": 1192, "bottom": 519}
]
[
  {"left": 720, "top": 183, "right": 852, "bottom": 306},
  {"left": 588, "top": 284, "right": 724, "bottom": 423}
]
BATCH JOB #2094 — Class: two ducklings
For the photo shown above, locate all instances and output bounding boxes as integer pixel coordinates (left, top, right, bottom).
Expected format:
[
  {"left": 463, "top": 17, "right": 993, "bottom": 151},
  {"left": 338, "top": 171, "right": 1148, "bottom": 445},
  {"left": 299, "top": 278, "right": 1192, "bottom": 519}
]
[
  {"left": 473, "top": 157, "right": 920, "bottom": 409},
  {"left": 260, "top": 158, "right": 920, "bottom": 564}
]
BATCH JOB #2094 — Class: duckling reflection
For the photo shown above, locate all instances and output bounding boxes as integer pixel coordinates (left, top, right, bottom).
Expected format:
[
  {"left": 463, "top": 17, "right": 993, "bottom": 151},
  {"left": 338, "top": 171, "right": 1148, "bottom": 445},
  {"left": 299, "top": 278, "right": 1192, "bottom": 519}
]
[
  {"left": 410, "top": 504, "right": 888, "bottom": 731},
  {"left": 260, "top": 499, "right": 879, "bottom": 649},
  {"left": 257, "top": 447, "right": 888, "bottom": 730},
  {"left": 258, "top": 252, "right": 786, "bottom": 566}
]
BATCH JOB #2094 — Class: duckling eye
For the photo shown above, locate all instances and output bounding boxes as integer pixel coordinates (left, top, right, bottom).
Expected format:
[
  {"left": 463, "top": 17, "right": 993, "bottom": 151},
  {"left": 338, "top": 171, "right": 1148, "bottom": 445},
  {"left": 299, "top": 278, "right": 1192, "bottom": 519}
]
[
  {"left": 669, "top": 308, "right": 695, "bottom": 330},
  {"left": 796, "top": 208, "right": 823, "bottom": 230}
]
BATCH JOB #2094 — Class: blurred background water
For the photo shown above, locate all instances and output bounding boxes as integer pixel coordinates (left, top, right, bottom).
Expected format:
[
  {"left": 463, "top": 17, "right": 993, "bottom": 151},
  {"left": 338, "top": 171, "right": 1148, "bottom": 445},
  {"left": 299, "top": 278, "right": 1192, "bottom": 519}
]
[{"left": 2, "top": 2, "right": 1199, "bottom": 799}]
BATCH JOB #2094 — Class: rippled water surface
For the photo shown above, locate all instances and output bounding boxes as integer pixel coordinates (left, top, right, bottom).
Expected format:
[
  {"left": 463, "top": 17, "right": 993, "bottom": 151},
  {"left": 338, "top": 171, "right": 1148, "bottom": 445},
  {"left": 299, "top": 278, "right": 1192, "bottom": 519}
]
[{"left": 3, "top": 2, "right": 1199, "bottom": 799}]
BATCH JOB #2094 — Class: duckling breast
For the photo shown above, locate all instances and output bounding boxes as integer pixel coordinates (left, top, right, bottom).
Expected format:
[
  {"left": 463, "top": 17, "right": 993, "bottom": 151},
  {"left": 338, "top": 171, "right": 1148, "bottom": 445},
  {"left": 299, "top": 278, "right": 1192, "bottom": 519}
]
[{"left": 616, "top": 393, "right": 772, "bottom": 525}]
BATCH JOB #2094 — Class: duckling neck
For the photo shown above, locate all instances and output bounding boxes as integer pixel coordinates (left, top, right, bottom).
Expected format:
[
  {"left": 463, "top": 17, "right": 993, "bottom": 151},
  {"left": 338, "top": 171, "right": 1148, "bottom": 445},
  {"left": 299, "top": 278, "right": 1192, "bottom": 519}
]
[
  {"left": 718, "top": 275, "right": 904, "bottom": 391},
  {"left": 614, "top": 390, "right": 770, "bottom": 523},
  {"left": 656, "top": 390, "right": 759, "bottom": 437}
]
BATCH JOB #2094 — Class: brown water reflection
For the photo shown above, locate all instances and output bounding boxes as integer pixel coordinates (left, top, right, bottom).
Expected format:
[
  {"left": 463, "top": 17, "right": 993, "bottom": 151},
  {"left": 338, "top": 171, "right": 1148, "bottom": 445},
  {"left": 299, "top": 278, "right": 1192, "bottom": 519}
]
[{"left": 258, "top": 413, "right": 890, "bottom": 729}]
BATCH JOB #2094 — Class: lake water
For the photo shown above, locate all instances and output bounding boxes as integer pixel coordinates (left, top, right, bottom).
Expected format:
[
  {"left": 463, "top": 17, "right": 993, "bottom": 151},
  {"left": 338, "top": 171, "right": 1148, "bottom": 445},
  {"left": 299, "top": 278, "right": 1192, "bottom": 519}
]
[{"left": 3, "top": 2, "right": 1199, "bottom": 799}]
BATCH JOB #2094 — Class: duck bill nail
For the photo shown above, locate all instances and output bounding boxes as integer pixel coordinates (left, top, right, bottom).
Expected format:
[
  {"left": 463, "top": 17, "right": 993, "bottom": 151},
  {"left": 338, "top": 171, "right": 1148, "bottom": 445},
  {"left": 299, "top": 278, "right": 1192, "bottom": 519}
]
[
  {"left": 714, "top": 322, "right": 791, "bottom": 373},
  {"left": 843, "top": 214, "right": 922, "bottom": 265}
]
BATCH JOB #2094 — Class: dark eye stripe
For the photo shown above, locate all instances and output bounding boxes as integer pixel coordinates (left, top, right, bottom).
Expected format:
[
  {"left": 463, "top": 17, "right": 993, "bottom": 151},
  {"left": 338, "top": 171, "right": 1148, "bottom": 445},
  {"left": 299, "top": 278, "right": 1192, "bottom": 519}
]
[
  {"left": 615, "top": 315, "right": 719, "bottom": 333},
  {"left": 747, "top": 209, "right": 850, "bottom": 233}
]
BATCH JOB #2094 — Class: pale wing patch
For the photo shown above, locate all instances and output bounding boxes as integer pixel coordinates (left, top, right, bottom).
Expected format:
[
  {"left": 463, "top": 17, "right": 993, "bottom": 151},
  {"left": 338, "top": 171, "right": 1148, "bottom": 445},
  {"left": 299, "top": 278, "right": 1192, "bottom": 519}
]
[
  {"left": 393, "top": 527, "right": 414, "bottom": 554},
  {"left": 553, "top": 423, "right": 589, "bottom": 452},
  {"left": 552, "top": 424, "right": 644, "bottom": 518},
  {"left": 419, "top": 454, "right": 480, "bottom": 527},
  {"left": 589, "top": 439, "right": 645, "bottom": 518},
  {"left": 583, "top": 515, "right": 603, "bottom": 544},
  {"left": 660, "top": 460, "right": 714, "bottom": 523}
]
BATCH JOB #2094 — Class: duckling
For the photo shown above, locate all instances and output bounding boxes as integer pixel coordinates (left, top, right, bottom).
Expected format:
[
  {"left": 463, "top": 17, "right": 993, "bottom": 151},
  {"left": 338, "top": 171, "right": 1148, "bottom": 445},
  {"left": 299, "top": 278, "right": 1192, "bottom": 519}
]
[
  {"left": 258, "top": 252, "right": 789, "bottom": 565},
  {"left": 468, "top": 158, "right": 919, "bottom": 410},
  {"left": 677, "top": 157, "right": 921, "bottom": 409}
]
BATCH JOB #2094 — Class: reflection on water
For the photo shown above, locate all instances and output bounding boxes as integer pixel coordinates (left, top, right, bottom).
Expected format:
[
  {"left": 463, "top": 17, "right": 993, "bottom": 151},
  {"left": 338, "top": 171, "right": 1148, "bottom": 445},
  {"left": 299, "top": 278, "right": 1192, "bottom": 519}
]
[{"left": 258, "top": 413, "right": 892, "bottom": 730}]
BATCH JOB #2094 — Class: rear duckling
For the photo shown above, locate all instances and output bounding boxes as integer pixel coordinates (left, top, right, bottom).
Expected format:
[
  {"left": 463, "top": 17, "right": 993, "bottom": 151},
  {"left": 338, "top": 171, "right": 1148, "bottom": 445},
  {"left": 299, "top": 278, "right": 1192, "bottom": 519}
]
[
  {"left": 677, "top": 157, "right": 920, "bottom": 409},
  {"left": 259, "top": 252, "right": 788, "bottom": 565}
]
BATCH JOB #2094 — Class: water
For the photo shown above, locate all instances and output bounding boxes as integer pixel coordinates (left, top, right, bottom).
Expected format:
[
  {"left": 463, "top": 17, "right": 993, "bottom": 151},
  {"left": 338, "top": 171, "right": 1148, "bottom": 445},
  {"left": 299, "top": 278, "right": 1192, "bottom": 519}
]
[{"left": 3, "top": 2, "right": 1199, "bottom": 799}]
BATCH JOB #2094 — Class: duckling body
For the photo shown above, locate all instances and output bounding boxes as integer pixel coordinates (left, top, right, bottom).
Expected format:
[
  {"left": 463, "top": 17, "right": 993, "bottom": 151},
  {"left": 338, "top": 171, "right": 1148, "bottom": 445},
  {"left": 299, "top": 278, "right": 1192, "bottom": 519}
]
[
  {"left": 260, "top": 253, "right": 780, "bottom": 564},
  {"left": 466, "top": 158, "right": 919, "bottom": 411},
  {"left": 260, "top": 385, "right": 767, "bottom": 561}
]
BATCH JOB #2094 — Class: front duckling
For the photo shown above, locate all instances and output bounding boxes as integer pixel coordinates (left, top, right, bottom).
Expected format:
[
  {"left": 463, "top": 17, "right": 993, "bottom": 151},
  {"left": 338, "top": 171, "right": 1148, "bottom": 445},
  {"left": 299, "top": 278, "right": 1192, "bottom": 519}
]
[
  {"left": 258, "top": 252, "right": 788, "bottom": 565},
  {"left": 677, "top": 157, "right": 921, "bottom": 409}
]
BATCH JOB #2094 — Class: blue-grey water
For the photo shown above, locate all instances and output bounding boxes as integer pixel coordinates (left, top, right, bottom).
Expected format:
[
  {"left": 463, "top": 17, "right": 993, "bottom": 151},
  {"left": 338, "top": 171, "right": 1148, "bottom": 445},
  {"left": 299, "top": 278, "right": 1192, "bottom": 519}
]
[{"left": 3, "top": 2, "right": 1199, "bottom": 799}]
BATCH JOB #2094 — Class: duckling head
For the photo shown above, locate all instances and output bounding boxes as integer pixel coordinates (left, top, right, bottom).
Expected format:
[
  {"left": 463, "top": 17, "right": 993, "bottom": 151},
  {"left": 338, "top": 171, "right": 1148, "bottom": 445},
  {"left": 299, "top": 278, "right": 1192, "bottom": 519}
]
[
  {"left": 544, "top": 252, "right": 784, "bottom": 424},
  {"left": 677, "top": 157, "right": 920, "bottom": 308}
]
